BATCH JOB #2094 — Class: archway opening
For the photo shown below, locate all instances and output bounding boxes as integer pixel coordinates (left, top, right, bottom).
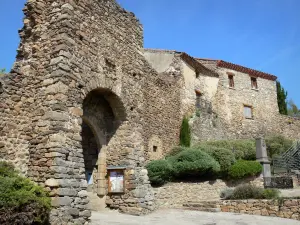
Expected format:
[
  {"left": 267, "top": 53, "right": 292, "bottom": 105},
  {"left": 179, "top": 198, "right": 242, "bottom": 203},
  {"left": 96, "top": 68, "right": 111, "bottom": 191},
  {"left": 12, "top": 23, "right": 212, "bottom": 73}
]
[{"left": 81, "top": 88, "right": 126, "bottom": 210}]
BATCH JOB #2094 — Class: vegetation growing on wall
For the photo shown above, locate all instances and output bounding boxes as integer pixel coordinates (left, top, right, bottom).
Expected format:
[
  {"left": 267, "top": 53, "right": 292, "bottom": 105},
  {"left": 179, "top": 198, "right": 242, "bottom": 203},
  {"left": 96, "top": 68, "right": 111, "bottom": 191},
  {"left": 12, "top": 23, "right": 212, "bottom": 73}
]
[
  {"left": 0, "top": 161, "right": 51, "bottom": 225},
  {"left": 276, "top": 81, "right": 288, "bottom": 115},
  {"left": 179, "top": 117, "right": 191, "bottom": 147}
]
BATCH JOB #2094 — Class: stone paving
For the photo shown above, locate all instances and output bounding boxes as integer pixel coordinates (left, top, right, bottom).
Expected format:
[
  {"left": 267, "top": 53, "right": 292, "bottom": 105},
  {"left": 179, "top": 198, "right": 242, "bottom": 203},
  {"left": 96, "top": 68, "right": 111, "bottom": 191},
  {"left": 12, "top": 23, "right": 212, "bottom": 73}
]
[{"left": 90, "top": 209, "right": 300, "bottom": 225}]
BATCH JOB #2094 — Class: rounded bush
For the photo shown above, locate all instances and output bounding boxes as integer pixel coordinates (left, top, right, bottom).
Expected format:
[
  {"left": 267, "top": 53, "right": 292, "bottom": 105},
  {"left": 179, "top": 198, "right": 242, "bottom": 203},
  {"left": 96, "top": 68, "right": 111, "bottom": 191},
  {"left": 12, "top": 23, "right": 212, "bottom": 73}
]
[
  {"left": 224, "top": 184, "right": 281, "bottom": 200},
  {"left": 146, "top": 160, "right": 173, "bottom": 186},
  {"left": 0, "top": 161, "right": 51, "bottom": 224},
  {"left": 168, "top": 149, "right": 220, "bottom": 178},
  {"left": 230, "top": 184, "right": 263, "bottom": 199},
  {"left": 262, "top": 189, "right": 280, "bottom": 199},
  {"left": 199, "top": 140, "right": 256, "bottom": 160},
  {"left": 228, "top": 160, "right": 262, "bottom": 180},
  {"left": 195, "top": 145, "right": 236, "bottom": 175}
]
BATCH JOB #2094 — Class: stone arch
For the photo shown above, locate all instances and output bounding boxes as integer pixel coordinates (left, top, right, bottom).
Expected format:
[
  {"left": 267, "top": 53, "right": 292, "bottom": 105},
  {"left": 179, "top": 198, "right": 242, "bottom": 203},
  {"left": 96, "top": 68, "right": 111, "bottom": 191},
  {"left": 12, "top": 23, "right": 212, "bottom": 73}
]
[{"left": 81, "top": 87, "right": 127, "bottom": 210}]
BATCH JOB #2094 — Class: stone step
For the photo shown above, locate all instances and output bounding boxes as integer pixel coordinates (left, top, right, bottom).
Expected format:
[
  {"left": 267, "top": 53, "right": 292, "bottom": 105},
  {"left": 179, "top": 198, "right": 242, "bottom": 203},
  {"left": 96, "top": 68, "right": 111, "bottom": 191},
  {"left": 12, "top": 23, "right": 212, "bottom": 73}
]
[
  {"left": 183, "top": 202, "right": 218, "bottom": 208},
  {"left": 184, "top": 207, "right": 221, "bottom": 213}
]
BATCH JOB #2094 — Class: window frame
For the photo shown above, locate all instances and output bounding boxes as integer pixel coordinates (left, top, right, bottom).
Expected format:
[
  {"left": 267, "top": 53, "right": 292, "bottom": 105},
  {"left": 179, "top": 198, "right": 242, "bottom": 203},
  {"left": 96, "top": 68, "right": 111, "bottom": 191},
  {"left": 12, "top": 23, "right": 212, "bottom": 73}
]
[
  {"left": 243, "top": 105, "right": 253, "bottom": 119},
  {"left": 251, "top": 76, "right": 258, "bottom": 90},
  {"left": 227, "top": 72, "right": 235, "bottom": 89}
]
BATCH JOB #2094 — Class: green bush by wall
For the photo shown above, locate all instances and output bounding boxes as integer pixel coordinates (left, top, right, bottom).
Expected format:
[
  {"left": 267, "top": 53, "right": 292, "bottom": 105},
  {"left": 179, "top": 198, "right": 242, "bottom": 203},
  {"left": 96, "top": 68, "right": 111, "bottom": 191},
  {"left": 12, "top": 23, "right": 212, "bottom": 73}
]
[
  {"left": 146, "top": 160, "right": 173, "bottom": 186},
  {"left": 0, "top": 161, "right": 51, "bottom": 225},
  {"left": 221, "top": 184, "right": 280, "bottom": 200},
  {"left": 195, "top": 145, "right": 236, "bottom": 175},
  {"left": 228, "top": 160, "right": 262, "bottom": 180}
]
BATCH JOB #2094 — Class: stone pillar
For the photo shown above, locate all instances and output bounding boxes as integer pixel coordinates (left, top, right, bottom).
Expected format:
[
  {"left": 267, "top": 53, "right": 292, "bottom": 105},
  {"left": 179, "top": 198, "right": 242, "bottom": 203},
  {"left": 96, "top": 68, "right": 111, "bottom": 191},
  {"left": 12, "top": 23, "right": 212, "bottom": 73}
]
[
  {"left": 97, "top": 146, "right": 107, "bottom": 196},
  {"left": 256, "top": 138, "right": 271, "bottom": 186}
]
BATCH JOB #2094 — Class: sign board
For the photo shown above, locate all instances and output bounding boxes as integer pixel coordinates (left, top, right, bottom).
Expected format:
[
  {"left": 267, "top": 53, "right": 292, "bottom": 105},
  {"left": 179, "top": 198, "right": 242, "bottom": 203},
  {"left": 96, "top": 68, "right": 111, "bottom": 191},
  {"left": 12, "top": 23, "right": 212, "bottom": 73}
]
[{"left": 108, "top": 169, "right": 125, "bottom": 194}]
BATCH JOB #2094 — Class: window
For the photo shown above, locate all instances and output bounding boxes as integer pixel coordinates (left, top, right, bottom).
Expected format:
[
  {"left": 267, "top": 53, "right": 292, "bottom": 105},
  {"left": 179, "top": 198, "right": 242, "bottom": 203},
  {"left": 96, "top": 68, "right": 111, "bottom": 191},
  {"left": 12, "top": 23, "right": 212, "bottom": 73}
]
[
  {"left": 244, "top": 105, "right": 253, "bottom": 119},
  {"left": 195, "top": 90, "right": 202, "bottom": 109},
  {"left": 153, "top": 146, "right": 158, "bottom": 152},
  {"left": 228, "top": 75, "right": 234, "bottom": 88},
  {"left": 251, "top": 77, "right": 258, "bottom": 89}
]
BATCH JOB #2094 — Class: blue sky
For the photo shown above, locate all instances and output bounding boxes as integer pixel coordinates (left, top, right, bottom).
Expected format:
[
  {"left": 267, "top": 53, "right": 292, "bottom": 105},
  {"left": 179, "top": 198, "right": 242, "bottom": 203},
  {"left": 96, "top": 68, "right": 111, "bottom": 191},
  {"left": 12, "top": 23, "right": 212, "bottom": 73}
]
[{"left": 1, "top": 0, "right": 299, "bottom": 106}]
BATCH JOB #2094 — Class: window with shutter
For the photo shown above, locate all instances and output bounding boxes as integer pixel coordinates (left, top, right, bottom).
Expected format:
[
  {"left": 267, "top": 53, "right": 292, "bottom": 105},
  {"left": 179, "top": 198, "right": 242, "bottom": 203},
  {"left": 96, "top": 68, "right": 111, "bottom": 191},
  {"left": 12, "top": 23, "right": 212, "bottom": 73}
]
[{"left": 244, "top": 105, "right": 253, "bottom": 119}]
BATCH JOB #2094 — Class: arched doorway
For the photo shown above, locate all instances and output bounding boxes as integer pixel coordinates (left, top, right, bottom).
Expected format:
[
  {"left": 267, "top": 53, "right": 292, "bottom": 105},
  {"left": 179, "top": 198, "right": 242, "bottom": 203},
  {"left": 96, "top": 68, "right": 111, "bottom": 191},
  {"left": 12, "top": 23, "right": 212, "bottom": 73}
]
[{"left": 81, "top": 88, "right": 126, "bottom": 211}]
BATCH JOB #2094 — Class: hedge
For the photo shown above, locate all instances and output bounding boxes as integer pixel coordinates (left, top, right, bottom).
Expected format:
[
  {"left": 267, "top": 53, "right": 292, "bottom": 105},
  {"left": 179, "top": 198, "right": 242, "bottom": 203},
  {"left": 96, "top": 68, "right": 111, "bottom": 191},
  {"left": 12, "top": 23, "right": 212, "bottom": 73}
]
[
  {"left": 0, "top": 161, "right": 51, "bottom": 225},
  {"left": 197, "top": 139, "right": 256, "bottom": 160},
  {"left": 228, "top": 160, "right": 262, "bottom": 180},
  {"left": 168, "top": 149, "right": 220, "bottom": 179},
  {"left": 195, "top": 145, "right": 236, "bottom": 175},
  {"left": 146, "top": 160, "right": 173, "bottom": 186},
  {"left": 221, "top": 184, "right": 280, "bottom": 200}
]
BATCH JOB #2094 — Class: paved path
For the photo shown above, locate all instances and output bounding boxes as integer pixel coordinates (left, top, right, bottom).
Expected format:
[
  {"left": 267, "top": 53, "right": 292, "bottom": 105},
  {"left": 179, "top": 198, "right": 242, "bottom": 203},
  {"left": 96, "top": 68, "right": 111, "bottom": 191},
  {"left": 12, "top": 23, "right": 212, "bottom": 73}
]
[{"left": 90, "top": 209, "right": 300, "bottom": 225}]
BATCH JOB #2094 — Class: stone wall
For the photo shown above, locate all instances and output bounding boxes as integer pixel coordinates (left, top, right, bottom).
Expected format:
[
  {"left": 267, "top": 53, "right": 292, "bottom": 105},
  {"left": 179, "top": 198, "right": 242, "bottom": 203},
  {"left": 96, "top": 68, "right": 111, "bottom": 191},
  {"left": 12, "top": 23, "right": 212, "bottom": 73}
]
[
  {"left": 191, "top": 66, "right": 300, "bottom": 142},
  {"left": 154, "top": 177, "right": 263, "bottom": 209},
  {"left": 218, "top": 199, "right": 300, "bottom": 220},
  {"left": 0, "top": 0, "right": 184, "bottom": 223}
]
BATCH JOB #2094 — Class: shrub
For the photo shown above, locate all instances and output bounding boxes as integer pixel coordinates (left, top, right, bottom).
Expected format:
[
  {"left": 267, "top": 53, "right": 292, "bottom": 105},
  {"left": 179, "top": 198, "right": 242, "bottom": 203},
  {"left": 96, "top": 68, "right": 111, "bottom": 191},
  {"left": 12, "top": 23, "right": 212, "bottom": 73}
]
[
  {"left": 198, "top": 139, "right": 256, "bottom": 160},
  {"left": 228, "top": 160, "right": 262, "bottom": 180},
  {"left": 0, "top": 161, "right": 51, "bottom": 225},
  {"left": 195, "top": 145, "right": 236, "bottom": 175},
  {"left": 265, "top": 135, "right": 293, "bottom": 159},
  {"left": 180, "top": 117, "right": 191, "bottom": 147},
  {"left": 261, "top": 189, "right": 280, "bottom": 199},
  {"left": 220, "top": 188, "right": 234, "bottom": 199},
  {"left": 168, "top": 149, "right": 220, "bottom": 178},
  {"left": 166, "top": 146, "right": 187, "bottom": 158},
  {"left": 222, "top": 184, "right": 281, "bottom": 200},
  {"left": 229, "top": 184, "right": 263, "bottom": 199},
  {"left": 146, "top": 160, "right": 173, "bottom": 186}
]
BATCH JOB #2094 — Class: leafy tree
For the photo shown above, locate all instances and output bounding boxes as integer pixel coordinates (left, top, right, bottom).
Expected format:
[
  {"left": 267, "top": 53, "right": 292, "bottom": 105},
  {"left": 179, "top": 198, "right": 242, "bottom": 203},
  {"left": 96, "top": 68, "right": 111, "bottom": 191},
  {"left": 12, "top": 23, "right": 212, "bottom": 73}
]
[
  {"left": 287, "top": 99, "right": 300, "bottom": 117},
  {"left": 179, "top": 117, "right": 191, "bottom": 147},
  {"left": 276, "top": 81, "right": 288, "bottom": 115},
  {"left": 0, "top": 68, "right": 6, "bottom": 78}
]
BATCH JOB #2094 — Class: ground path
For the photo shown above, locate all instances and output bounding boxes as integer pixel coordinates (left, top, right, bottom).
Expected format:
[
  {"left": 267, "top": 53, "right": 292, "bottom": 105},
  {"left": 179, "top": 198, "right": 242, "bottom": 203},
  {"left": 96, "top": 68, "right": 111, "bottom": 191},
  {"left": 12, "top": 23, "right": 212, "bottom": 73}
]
[{"left": 90, "top": 209, "right": 300, "bottom": 225}]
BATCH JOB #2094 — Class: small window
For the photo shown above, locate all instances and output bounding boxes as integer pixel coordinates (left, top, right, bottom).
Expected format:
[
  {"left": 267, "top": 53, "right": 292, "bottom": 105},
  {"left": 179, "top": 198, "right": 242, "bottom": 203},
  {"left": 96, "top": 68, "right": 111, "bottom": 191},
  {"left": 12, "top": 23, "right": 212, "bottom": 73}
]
[
  {"left": 195, "top": 90, "right": 202, "bottom": 109},
  {"left": 244, "top": 105, "right": 253, "bottom": 119},
  {"left": 153, "top": 146, "right": 158, "bottom": 152},
  {"left": 251, "top": 77, "right": 258, "bottom": 89},
  {"left": 228, "top": 75, "right": 234, "bottom": 88}
]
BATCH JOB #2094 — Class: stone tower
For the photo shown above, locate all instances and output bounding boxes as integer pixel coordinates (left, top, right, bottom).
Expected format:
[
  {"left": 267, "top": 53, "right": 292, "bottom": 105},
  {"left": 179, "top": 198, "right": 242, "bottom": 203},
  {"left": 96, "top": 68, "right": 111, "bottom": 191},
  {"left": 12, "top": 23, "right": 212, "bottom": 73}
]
[{"left": 0, "top": 0, "right": 169, "bottom": 224}]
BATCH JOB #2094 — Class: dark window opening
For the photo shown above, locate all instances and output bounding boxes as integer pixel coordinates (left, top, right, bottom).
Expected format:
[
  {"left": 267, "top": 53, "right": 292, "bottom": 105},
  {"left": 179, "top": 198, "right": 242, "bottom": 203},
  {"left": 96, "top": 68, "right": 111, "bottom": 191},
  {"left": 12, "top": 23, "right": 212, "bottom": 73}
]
[
  {"left": 251, "top": 77, "right": 258, "bottom": 89},
  {"left": 228, "top": 75, "right": 234, "bottom": 88},
  {"left": 153, "top": 146, "right": 158, "bottom": 152},
  {"left": 195, "top": 90, "right": 202, "bottom": 109}
]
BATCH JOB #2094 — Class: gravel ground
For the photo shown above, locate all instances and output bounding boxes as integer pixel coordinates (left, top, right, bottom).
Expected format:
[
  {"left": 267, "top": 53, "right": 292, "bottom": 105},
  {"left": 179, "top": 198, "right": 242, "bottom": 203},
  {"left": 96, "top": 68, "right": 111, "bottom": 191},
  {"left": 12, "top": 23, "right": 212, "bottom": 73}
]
[{"left": 90, "top": 209, "right": 300, "bottom": 225}]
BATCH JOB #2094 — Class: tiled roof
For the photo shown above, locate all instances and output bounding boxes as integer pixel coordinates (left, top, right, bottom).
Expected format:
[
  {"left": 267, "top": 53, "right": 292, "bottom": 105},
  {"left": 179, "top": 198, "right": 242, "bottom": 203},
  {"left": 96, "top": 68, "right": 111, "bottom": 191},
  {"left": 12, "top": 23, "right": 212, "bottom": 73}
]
[{"left": 197, "top": 58, "right": 277, "bottom": 81}]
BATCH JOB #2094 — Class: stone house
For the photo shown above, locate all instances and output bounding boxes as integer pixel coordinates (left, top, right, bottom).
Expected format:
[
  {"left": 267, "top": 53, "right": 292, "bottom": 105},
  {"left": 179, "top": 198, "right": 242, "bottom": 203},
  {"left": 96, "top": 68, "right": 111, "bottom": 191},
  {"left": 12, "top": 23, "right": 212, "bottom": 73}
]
[
  {"left": 144, "top": 49, "right": 300, "bottom": 143},
  {"left": 0, "top": 0, "right": 299, "bottom": 224}
]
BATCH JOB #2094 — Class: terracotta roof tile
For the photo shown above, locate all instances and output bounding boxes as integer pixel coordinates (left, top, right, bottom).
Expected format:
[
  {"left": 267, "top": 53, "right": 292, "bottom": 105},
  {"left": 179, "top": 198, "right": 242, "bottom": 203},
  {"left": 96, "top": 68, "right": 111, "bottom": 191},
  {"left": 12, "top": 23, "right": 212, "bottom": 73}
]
[{"left": 196, "top": 58, "right": 277, "bottom": 81}]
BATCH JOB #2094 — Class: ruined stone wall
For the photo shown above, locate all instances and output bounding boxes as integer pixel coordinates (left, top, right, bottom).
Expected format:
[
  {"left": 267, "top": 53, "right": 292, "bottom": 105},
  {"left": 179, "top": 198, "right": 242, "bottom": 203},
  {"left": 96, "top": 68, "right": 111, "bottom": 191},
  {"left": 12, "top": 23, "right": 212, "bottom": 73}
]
[{"left": 0, "top": 0, "right": 178, "bottom": 223}]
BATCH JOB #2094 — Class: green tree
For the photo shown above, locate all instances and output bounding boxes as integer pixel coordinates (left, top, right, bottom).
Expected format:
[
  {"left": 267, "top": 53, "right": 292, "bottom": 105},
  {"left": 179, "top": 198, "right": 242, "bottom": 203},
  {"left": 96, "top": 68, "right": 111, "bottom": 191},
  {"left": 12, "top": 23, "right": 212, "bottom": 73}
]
[
  {"left": 276, "top": 81, "right": 288, "bottom": 115},
  {"left": 0, "top": 68, "right": 5, "bottom": 76},
  {"left": 287, "top": 99, "right": 300, "bottom": 117},
  {"left": 179, "top": 117, "right": 191, "bottom": 147}
]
